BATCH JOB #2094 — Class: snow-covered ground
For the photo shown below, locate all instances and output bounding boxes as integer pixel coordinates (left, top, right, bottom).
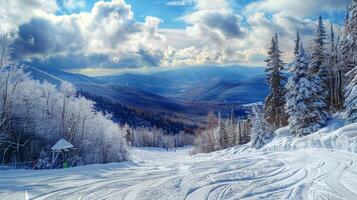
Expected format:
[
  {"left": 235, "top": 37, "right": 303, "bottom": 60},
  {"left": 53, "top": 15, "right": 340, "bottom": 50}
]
[{"left": 1, "top": 118, "right": 357, "bottom": 200}]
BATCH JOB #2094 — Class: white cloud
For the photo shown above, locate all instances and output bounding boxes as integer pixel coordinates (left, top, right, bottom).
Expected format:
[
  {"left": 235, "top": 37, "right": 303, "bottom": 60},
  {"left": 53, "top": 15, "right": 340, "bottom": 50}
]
[
  {"left": 0, "top": 0, "right": 58, "bottom": 31},
  {"left": 12, "top": 0, "right": 167, "bottom": 69},
  {"left": 1, "top": 0, "right": 348, "bottom": 71}
]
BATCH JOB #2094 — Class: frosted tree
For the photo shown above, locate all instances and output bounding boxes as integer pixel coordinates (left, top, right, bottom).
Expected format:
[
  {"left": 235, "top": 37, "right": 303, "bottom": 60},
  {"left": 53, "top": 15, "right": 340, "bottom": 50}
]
[
  {"left": 227, "top": 109, "right": 236, "bottom": 146},
  {"left": 294, "top": 30, "right": 301, "bottom": 56},
  {"left": 349, "top": 1, "right": 357, "bottom": 76},
  {"left": 344, "top": 67, "right": 357, "bottom": 123},
  {"left": 350, "top": 0, "right": 357, "bottom": 48},
  {"left": 309, "top": 16, "right": 330, "bottom": 112},
  {"left": 218, "top": 111, "right": 229, "bottom": 149},
  {"left": 0, "top": 32, "right": 13, "bottom": 68},
  {"left": 264, "top": 33, "right": 287, "bottom": 129},
  {"left": 344, "top": 0, "right": 357, "bottom": 122},
  {"left": 285, "top": 43, "right": 328, "bottom": 137},
  {"left": 250, "top": 105, "right": 271, "bottom": 149},
  {"left": 329, "top": 24, "right": 343, "bottom": 110},
  {"left": 339, "top": 5, "right": 355, "bottom": 84}
]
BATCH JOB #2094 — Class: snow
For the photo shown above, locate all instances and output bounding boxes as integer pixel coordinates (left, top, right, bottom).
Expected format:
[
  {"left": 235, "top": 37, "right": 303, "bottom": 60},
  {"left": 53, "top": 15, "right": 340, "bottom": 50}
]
[
  {"left": 262, "top": 115, "right": 357, "bottom": 153},
  {"left": 2, "top": 117, "right": 357, "bottom": 199},
  {"left": 51, "top": 139, "right": 74, "bottom": 151}
]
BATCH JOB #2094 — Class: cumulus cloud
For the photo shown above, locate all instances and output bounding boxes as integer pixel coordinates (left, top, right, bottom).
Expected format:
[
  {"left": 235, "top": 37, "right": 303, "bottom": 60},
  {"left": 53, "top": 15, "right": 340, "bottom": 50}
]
[
  {"left": 163, "top": 0, "right": 340, "bottom": 67},
  {"left": 184, "top": 0, "right": 244, "bottom": 40},
  {"left": 0, "top": 0, "right": 58, "bottom": 31},
  {"left": 11, "top": 0, "right": 166, "bottom": 69},
  {"left": 1, "top": 0, "right": 349, "bottom": 72}
]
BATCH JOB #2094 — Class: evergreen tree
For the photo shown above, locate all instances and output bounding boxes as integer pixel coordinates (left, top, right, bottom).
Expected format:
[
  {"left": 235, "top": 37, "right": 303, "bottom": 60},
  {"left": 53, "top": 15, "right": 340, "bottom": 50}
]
[
  {"left": 343, "top": 0, "right": 357, "bottom": 123},
  {"left": 310, "top": 16, "right": 328, "bottom": 76},
  {"left": 309, "top": 16, "right": 330, "bottom": 111},
  {"left": 285, "top": 43, "right": 328, "bottom": 137},
  {"left": 329, "top": 24, "right": 343, "bottom": 110},
  {"left": 264, "top": 34, "right": 287, "bottom": 129},
  {"left": 350, "top": 0, "right": 357, "bottom": 43},
  {"left": 228, "top": 109, "right": 236, "bottom": 145},
  {"left": 339, "top": 6, "right": 355, "bottom": 83},
  {"left": 344, "top": 66, "right": 357, "bottom": 123},
  {"left": 217, "top": 111, "right": 229, "bottom": 149},
  {"left": 349, "top": 1, "right": 357, "bottom": 70},
  {"left": 250, "top": 105, "right": 271, "bottom": 149},
  {"left": 218, "top": 122, "right": 228, "bottom": 149},
  {"left": 294, "top": 30, "right": 301, "bottom": 56}
]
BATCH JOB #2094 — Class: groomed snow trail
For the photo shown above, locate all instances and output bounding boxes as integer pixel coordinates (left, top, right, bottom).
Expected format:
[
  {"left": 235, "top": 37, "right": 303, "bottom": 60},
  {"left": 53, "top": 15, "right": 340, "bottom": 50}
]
[{"left": 1, "top": 146, "right": 357, "bottom": 200}]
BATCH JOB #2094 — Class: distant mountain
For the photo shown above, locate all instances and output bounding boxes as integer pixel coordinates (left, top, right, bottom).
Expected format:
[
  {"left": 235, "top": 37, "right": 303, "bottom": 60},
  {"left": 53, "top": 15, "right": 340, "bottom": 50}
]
[
  {"left": 182, "top": 76, "right": 268, "bottom": 104},
  {"left": 74, "top": 82, "right": 188, "bottom": 113},
  {"left": 96, "top": 65, "right": 266, "bottom": 100},
  {"left": 24, "top": 66, "right": 103, "bottom": 85}
]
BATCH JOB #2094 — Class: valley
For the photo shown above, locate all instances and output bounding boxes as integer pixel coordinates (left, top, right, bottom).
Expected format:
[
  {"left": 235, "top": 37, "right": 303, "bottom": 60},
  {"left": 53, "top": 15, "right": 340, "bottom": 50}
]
[{"left": 25, "top": 65, "right": 267, "bottom": 132}]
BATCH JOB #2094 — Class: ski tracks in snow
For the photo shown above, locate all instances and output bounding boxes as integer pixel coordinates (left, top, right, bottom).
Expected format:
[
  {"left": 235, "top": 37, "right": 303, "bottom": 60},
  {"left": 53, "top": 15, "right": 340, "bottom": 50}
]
[{"left": 1, "top": 147, "right": 357, "bottom": 199}]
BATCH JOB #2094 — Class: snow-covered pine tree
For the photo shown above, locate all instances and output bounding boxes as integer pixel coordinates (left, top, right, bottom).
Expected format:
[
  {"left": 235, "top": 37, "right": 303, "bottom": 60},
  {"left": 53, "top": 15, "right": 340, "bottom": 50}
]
[
  {"left": 329, "top": 24, "right": 343, "bottom": 111},
  {"left": 218, "top": 111, "right": 229, "bottom": 149},
  {"left": 344, "top": 66, "right": 357, "bottom": 123},
  {"left": 294, "top": 30, "right": 301, "bottom": 56},
  {"left": 309, "top": 16, "right": 330, "bottom": 112},
  {"left": 349, "top": 0, "right": 357, "bottom": 71},
  {"left": 350, "top": 0, "right": 357, "bottom": 46},
  {"left": 285, "top": 43, "right": 329, "bottom": 137},
  {"left": 228, "top": 109, "right": 236, "bottom": 146},
  {"left": 250, "top": 105, "right": 271, "bottom": 149},
  {"left": 264, "top": 33, "right": 287, "bottom": 129},
  {"left": 339, "top": 5, "right": 355, "bottom": 84}
]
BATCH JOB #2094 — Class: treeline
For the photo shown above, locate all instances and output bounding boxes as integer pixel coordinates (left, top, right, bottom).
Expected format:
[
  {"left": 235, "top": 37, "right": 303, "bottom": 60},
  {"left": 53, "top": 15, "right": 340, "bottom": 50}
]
[
  {"left": 192, "top": 112, "right": 250, "bottom": 153},
  {"left": 124, "top": 125, "right": 194, "bottom": 149},
  {"left": 252, "top": 0, "right": 357, "bottom": 148},
  {"left": 0, "top": 33, "right": 128, "bottom": 166},
  {"left": 79, "top": 91, "right": 197, "bottom": 134}
]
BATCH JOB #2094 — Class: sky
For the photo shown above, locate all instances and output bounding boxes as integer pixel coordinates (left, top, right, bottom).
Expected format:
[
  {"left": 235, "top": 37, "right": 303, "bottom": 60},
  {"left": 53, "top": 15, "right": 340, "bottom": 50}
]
[{"left": 0, "top": 0, "right": 351, "bottom": 76}]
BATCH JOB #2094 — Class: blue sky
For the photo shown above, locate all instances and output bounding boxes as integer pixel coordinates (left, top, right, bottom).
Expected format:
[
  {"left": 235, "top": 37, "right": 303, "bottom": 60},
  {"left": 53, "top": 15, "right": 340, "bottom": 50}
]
[{"left": 2, "top": 0, "right": 351, "bottom": 76}]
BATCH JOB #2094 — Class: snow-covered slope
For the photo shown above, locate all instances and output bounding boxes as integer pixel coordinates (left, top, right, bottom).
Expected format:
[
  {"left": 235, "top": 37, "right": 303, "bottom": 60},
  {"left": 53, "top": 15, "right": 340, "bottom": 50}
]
[
  {"left": 2, "top": 117, "right": 357, "bottom": 200},
  {"left": 262, "top": 115, "right": 357, "bottom": 153}
]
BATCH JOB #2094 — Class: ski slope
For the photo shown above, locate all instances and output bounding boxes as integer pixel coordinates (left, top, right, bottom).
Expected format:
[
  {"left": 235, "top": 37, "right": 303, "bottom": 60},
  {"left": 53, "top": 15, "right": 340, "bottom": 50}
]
[
  {"left": 1, "top": 118, "right": 357, "bottom": 199},
  {"left": 0, "top": 147, "right": 357, "bottom": 199}
]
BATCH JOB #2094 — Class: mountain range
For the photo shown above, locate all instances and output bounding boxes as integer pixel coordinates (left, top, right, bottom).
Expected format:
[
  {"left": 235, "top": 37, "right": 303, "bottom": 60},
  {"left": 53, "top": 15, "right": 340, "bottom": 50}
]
[{"left": 25, "top": 65, "right": 268, "bottom": 132}]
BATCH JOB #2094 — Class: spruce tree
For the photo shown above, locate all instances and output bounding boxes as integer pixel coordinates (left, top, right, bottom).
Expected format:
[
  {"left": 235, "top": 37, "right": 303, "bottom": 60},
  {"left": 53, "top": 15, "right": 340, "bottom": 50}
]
[
  {"left": 344, "top": 66, "right": 357, "bottom": 123},
  {"left": 218, "top": 111, "right": 229, "bottom": 149},
  {"left": 339, "top": 6, "right": 355, "bottom": 84},
  {"left": 285, "top": 43, "right": 328, "bottom": 137},
  {"left": 329, "top": 25, "right": 343, "bottom": 110},
  {"left": 264, "top": 34, "right": 287, "bottom": 129},
  {"left": 294, "top": 30, "right": 301, "bottom": 56},
  {"left": 310, "top": 16, "right": 328, "bottom": 76},
  {"left": 250, "top": 105, "right": 271, "bottom": 149},
  {"left": 309, "top": 16, "right": 330, "bottom": 115},
  {"left": 349, "top": 1, "right": 357, "bottom": 69}
]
